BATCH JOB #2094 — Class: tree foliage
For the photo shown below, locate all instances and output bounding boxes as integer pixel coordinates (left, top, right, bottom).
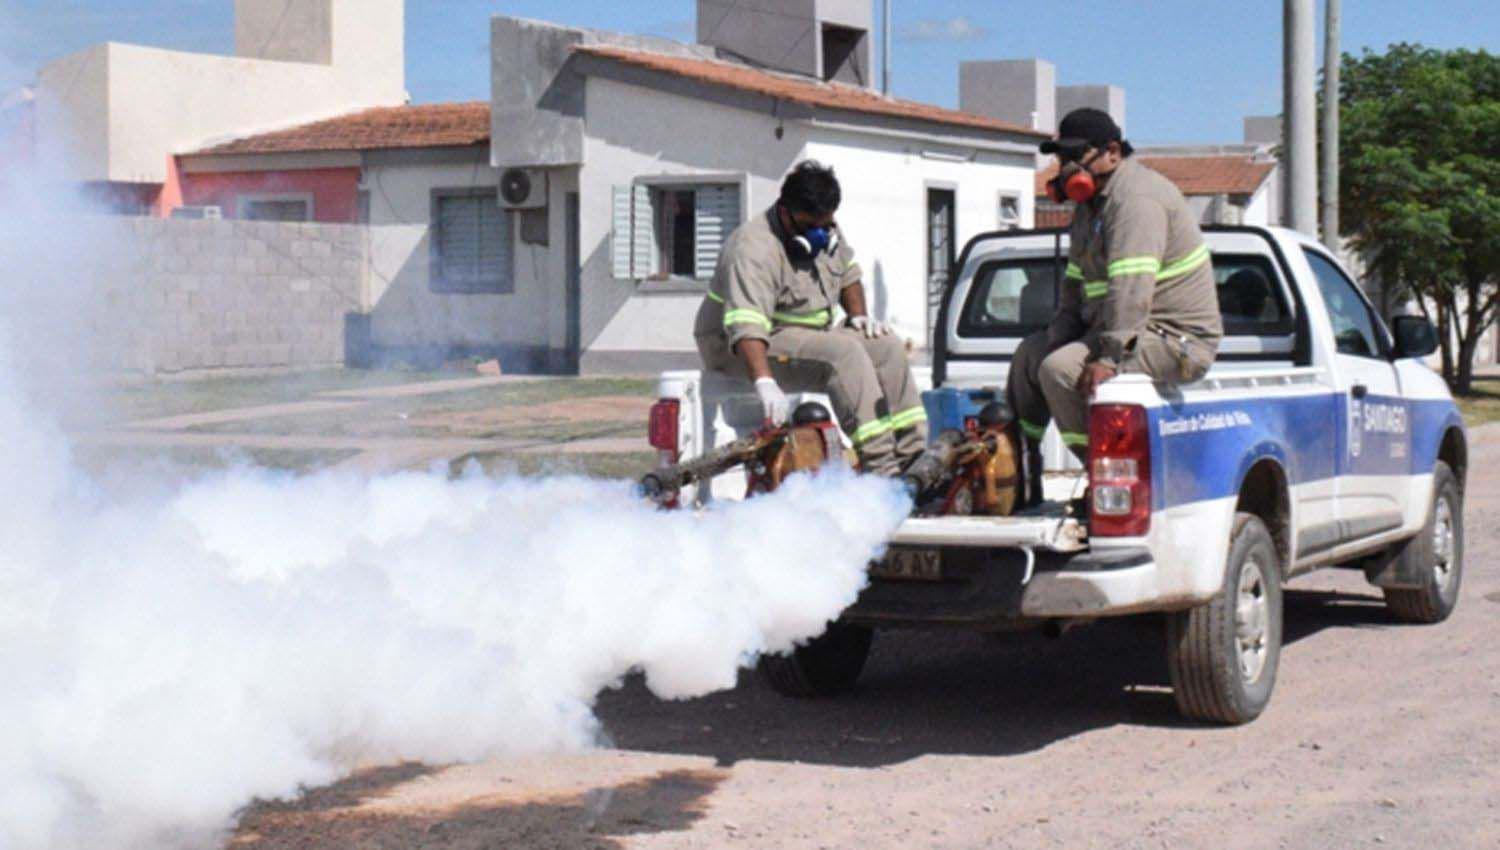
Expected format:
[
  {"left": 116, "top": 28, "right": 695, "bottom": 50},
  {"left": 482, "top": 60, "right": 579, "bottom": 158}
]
[{"left": 1338, "top": 44, "right": 1499, "bottom": 393}]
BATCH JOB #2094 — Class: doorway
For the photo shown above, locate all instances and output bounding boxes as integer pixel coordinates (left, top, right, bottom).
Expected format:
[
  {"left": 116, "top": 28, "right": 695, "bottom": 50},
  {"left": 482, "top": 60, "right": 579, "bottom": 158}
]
[{"left": 926, "top": 187, "right": 957, "bottom": 349}]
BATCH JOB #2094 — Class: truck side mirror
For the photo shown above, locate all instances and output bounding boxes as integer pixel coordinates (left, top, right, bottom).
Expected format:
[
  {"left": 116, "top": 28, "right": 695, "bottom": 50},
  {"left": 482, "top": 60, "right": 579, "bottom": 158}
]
[{"left": 1391, "top": 315, "right": 1438, "bottom": 359}]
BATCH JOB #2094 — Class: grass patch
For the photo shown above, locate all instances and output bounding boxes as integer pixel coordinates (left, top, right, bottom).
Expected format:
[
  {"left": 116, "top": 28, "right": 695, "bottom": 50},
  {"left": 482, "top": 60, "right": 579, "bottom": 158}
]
[
  {"left": 184, "top": 378, "right": 654, "bottom": 439},
  {"left": 452, "top": 451, "right": 657, "bottom": 481},
  {"left": 73, "top": 368, "right": 465, "bottom": 427},
  {"left": 1456, "top": 376, "right": 1500, "bottom": 427},
  {"left": 71, "top": 445, "right": 360, "bottom": 478}
]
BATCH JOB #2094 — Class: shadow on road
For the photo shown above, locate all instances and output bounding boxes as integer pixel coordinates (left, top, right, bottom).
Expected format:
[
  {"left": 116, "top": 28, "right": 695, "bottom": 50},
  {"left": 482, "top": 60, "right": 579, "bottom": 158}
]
[
  {"left": 234, "top": 767, "right": 726, "bottom": 849},
  {"left": 595, "top": 587, "right": 1398, "bottom": 769}
]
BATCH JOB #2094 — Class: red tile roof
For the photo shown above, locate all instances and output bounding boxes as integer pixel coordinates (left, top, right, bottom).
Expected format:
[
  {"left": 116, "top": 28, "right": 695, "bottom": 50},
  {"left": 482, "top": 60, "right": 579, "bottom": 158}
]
[
  {"left": 1036, "top": 155, "right": 1276, "bottom": 198},
  {"left": 192, "top": 102, "right": 491, "bottom": 156},
  {"left": 575, "top": 45, "right": 1049, "bottom": 139}
]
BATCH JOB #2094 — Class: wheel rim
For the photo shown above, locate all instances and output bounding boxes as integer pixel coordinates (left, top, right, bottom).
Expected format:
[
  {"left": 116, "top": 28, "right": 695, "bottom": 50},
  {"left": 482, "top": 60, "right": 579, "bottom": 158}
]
[
  {"left": 1235, "top": 558, "right": 1271, "bottom": 684},
  {"left": 1431, "top": 494, "right": 1457, "bottom": 593}
]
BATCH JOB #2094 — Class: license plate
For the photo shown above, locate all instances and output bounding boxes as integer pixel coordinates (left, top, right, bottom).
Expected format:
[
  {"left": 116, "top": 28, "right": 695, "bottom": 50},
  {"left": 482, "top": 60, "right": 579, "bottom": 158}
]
[{"left": 872, "top": 548, "right": 943, "bottom": 582}]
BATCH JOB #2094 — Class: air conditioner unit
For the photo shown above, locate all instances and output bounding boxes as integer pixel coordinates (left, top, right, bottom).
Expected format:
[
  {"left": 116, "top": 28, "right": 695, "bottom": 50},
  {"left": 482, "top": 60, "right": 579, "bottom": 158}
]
[
  {"left": 499, "top": 168, "right": 548, "bottom": 209},
  {"left": 171, "top": 205, "right": 223, "bottom": 220}
]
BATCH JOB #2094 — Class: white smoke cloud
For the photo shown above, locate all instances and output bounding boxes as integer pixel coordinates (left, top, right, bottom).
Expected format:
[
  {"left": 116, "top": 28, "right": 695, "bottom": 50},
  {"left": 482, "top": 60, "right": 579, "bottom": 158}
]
[
  {"left": 897, "top": 16, "right": 990, "bottom": 44},
  {"left": 0, "top": 43, "right": 911, "bottom": 850}
]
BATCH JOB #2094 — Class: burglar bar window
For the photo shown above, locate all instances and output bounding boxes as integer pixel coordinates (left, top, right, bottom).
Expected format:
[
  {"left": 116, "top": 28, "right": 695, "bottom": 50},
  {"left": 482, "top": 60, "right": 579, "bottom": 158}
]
[
  {"left": 612, "top": 181, "right": 741, "bottom": 282},
  {"left": 431, "top": 188, "right": 514, "bottom": 294}
]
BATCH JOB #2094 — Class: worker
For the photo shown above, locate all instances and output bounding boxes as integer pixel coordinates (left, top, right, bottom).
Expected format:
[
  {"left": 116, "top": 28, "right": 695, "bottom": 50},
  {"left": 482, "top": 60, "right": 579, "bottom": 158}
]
[
  {"left": 693, "top": 161, "right": 928, "bottom": 476},
  {"left": 1008, "top": 108, "right": 1222, "bottom": 462}
]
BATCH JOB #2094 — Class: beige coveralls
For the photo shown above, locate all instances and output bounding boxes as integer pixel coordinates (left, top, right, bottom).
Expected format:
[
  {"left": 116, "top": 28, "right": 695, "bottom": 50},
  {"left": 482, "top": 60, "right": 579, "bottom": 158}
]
[
  {"left": 694, "top": 208, "right": 928, "bottom": 475},
  {"left": 1008, "top": 158, "right": 1223, "bottom": 460}
]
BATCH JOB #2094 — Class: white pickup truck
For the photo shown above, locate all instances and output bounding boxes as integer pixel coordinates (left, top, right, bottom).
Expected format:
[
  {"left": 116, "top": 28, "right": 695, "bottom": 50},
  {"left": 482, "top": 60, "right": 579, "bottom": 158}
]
[{"left": 645, "top": 225, "right": 1466, "bottom": 724}]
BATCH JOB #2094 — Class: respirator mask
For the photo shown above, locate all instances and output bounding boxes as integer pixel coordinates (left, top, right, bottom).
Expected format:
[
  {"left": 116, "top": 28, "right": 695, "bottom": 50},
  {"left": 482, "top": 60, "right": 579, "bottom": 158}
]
[
  {"left": 787, "top": 214, "right": 840, "bottom": 258},
  {"left": 1046, "top": 147, "right": 1105, "bottom": 204}
]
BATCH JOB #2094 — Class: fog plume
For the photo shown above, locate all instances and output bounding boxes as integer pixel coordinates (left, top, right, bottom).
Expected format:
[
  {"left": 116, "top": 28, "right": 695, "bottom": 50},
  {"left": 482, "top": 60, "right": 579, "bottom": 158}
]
[{"left": 0, "top": 76, "right": 908, "bottom": 850}]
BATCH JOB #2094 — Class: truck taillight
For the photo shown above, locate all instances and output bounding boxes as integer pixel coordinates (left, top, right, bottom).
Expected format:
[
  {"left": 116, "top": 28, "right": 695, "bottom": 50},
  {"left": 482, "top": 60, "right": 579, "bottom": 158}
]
[
  {"left": 648, "top": 399, "right": 681, "bottom": 458},
  {"left": 1089, "top": 404, "right": 1151, "bottom": 537}
]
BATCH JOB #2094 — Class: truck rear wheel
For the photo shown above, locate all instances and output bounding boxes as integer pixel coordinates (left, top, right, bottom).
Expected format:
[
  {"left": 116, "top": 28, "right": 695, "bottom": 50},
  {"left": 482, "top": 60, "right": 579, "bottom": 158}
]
[
  {"left": 757, "top": 623, "right": 872, "bottom": 697},
  {"left": 1167, "top": 513, "right": 1283, "bottom": 724},
  {"left": 1384, "top": 461, "right": 1463, "bottom": 624}
]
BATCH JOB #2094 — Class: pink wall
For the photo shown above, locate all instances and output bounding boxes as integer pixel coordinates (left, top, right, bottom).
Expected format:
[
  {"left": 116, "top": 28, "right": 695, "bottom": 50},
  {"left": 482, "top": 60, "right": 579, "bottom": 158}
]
[{"left": 171, "top": 162, "right": 362, "bottom": 222}]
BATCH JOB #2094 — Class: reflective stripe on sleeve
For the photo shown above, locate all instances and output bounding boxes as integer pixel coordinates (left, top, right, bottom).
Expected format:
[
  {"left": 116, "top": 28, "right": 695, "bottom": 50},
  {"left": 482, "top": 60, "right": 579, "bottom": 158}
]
[
  {"left": 1065, "top": 263, "right": 1084, "bottom": 280},
  {"left": 723, "top": 308, "right": 772, "bottom": 331},
  {"left": 772, "top": 309, "right": 832, "bottom": 328},
  {"left": 1107, "top": 256, "right": 1163, "bottom": 278},
  {"left": 1084, "top": 281, "right": 1109, "bottom": 300},
  {"left": 706, "top": 290, "right": 724, "bottom": 303},
  {"left": 1157, "top": 244, "right": 1211, "bottom": 281}
]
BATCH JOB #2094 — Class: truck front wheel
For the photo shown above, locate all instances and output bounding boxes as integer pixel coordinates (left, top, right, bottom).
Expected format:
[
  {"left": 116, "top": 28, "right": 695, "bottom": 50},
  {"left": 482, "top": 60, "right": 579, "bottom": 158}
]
[
  {"left": 757, "top": 623, "right": 873, "bottom": 697},
  {"left": 1167, "top": 513, "right": 1284, "bottom": 724},
  {"left": 1383, "top": 461, "right": 1463, "bottom": 624}
]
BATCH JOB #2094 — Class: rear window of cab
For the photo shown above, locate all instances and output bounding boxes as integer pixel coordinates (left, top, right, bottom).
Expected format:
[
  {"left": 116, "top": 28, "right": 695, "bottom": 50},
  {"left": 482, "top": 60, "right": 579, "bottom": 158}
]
[{"left": 957, "top": 253, "right": 1295, "bottom": 339}]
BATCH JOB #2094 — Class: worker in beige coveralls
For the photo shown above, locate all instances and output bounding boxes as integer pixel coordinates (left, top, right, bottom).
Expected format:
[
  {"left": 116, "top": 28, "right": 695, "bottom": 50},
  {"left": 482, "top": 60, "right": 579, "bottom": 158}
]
[
  {"left": 694, "top": 161, "right": 928, "bottom": 476},
  {"left": 1009, "top": 108, "right": 1223, "bottom": 461}
]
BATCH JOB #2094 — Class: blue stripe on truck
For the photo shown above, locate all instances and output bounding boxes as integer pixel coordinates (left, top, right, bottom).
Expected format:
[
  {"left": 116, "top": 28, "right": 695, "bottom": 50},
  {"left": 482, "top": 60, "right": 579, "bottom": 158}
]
[{"left": 1149, "top": 394, "right": 1460, "bottom": 511}]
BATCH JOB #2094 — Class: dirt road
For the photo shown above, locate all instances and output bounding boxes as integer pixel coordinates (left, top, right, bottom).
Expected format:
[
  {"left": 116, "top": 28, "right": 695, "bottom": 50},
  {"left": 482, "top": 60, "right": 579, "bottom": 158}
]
[{"left": 234, "top": 425, "right": 1500, "bottom": 850}]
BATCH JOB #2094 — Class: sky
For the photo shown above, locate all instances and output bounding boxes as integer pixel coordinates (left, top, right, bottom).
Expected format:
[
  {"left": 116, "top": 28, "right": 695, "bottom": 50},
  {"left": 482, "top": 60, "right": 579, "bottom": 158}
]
[{"left": 1, "top": 0, "right": 1496, "bottom": 144}]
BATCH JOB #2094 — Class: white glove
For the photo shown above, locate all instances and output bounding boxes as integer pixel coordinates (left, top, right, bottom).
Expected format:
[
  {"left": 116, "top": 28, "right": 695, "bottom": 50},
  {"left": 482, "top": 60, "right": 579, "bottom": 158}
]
[
  {"left": 754, "top": 376, "right": 790, "bottom": 424},
  {"left": 848, "top": 315, "right": 891, "bottom": 339}
]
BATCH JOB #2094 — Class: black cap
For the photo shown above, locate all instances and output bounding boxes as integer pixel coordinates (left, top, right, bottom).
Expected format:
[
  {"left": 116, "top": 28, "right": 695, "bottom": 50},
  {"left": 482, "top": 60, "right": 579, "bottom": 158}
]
[{"left": 1040, "top": 108, "right": 1125, "bottom": 156}]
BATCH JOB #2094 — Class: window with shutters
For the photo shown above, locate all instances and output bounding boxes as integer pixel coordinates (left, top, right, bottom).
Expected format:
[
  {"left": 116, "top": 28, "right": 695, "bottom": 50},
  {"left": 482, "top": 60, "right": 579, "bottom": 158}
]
[
  {"left": 430, "top": 188, "right": 513, "bottom": 294},
  {"left": 612, "top": 180, "right": 741, "bottom": 285}
]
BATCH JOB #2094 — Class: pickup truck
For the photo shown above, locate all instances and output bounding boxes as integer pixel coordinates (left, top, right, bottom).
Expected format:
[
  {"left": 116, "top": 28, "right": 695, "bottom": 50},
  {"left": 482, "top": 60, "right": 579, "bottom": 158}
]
[{"left": 645, "top": 225, "right": 1467, "bottom": 724}]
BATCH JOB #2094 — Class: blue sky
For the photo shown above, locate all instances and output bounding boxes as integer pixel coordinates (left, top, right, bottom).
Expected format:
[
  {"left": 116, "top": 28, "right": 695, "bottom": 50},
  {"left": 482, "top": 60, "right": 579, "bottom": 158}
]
[{"left": 1, "top": 1, "right": 1495, "bottom": 144}]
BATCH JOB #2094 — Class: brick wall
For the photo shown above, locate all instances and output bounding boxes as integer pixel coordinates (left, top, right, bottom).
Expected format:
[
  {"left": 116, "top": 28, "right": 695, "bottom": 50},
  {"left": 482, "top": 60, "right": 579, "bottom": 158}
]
[{"left": 93, "top": 217, "right": 368, "bottom": 374}]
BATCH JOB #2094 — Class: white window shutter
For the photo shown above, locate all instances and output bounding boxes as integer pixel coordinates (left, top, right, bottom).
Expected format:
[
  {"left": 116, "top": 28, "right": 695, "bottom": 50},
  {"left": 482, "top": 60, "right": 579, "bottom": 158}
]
[
  {"left": 631, "top": 184, "right": 658, "bottom": 278},
  {"left": 694, "top": 185, "right": 740, "bottom": 279},
  {"left": 612, "top": 185, "right": 633, "bottom": 279}
]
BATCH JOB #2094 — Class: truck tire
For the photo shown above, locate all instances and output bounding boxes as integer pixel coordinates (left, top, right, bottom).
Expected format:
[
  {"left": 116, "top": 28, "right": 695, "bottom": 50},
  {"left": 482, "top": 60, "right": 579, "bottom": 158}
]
[
  {"left": 1384, "top": 461, "right": 1463, "bottom": 624},
  {"left": 1167, "top": 513, "right": 1283, "bottom": 724},
  {"left": 757, "top": 623, "right": 873, "bottom": 697}
]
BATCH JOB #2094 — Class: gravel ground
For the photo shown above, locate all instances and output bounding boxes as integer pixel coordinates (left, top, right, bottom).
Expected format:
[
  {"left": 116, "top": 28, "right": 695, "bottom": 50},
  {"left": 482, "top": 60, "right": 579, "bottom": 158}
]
[{"left": 231, "top": 424, "right": 1500, "bottom": 850}]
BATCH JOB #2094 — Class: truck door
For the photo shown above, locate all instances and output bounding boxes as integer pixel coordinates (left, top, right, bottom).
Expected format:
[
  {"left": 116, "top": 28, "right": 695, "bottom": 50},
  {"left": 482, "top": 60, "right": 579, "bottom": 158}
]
[{"left": 1301, "top": 248, "right": 1407, "bottom": 544}]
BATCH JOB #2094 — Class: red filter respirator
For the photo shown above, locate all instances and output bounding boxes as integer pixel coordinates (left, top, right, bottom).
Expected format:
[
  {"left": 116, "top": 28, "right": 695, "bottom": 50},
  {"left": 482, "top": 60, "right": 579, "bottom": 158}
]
[{"left": 1046, "top": 149, "right": 1103, "bottom": 204}]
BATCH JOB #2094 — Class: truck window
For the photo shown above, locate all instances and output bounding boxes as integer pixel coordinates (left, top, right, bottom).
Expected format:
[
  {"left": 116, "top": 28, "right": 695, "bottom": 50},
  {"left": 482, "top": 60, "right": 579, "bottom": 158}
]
[
  {"left": 1302, "top": 249, "right": 1387, "bottom": 358},
  {"left": 957, "top": 253, "right": 1292, "bottom": 339}
]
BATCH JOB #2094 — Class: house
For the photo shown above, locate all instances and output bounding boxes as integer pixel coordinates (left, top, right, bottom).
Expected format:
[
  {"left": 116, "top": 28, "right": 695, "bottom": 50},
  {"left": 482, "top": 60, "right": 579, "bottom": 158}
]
[
  {"left": 1035, "top": 146, "right": 1281, "bottom": 229},
  {"left": 171, "top": 101, "right": 550, "bottom": 370},
  {"left": 487, "top": 2, "right": 1049, "bottom": 373},
  {"left": 32, "top": 0, "right": 406, "bottom": 215}
]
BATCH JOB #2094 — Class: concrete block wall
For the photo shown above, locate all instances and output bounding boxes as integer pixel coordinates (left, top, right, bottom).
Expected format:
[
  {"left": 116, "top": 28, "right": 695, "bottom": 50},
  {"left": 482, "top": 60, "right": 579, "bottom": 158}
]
[{"left": 92, "top": 218, "right": 368, "bottom": 374}]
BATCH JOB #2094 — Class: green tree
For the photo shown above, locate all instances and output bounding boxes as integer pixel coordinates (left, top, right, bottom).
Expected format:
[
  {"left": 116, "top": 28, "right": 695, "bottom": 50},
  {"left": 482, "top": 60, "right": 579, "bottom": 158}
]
[{"left": 1338, "top": 44, "right": 1500, "bottom": 394}]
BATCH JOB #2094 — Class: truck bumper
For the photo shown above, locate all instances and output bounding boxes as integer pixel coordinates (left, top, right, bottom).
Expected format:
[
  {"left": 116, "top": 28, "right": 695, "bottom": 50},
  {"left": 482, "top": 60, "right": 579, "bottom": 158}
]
[{"left": 843, "top": 546, "right": 1164, "bottom": 629}]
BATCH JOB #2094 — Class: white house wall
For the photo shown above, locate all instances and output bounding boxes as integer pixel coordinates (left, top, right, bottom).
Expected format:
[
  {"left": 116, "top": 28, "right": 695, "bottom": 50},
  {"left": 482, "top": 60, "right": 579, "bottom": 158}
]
[
  {"left": 364, "top": 157, "right": 576, "bottom": 368},
  {"left": 803, "top": 131, "right": 1036, "bottom": 345},
  {"left": 1242, "top": 180, "right": 1272, "bottom": 226},
  {"left": 577, "top": 75, "right": 1037, "bottom": 368},
  {"left": 37, "top": 37, "right": 405, "bottom": 184},
  {"left": 579, "top": 76, "right": 812, "bottom": 367}
]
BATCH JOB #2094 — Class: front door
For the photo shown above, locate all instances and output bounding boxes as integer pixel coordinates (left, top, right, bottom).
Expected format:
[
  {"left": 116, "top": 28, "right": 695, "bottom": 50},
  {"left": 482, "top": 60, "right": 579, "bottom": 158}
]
[
  {"left": 926, "top": 188, "right": 957, "bottom": 349},
  {"left": 1302, "top": 247, "right": 1407, "bottom": 544}
]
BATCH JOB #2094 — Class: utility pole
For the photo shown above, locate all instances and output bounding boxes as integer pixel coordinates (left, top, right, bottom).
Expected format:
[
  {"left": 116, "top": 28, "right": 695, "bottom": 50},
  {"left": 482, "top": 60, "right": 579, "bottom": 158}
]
[
  {"left": 1321, "top": 0, "right": 1341, "bottom": 252},
  {"left": 882, "top": 0, "right": 892, "bottom": 96},
  {"left": 1284, "top": 0, "right": 1318, "bottom": 235}
]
